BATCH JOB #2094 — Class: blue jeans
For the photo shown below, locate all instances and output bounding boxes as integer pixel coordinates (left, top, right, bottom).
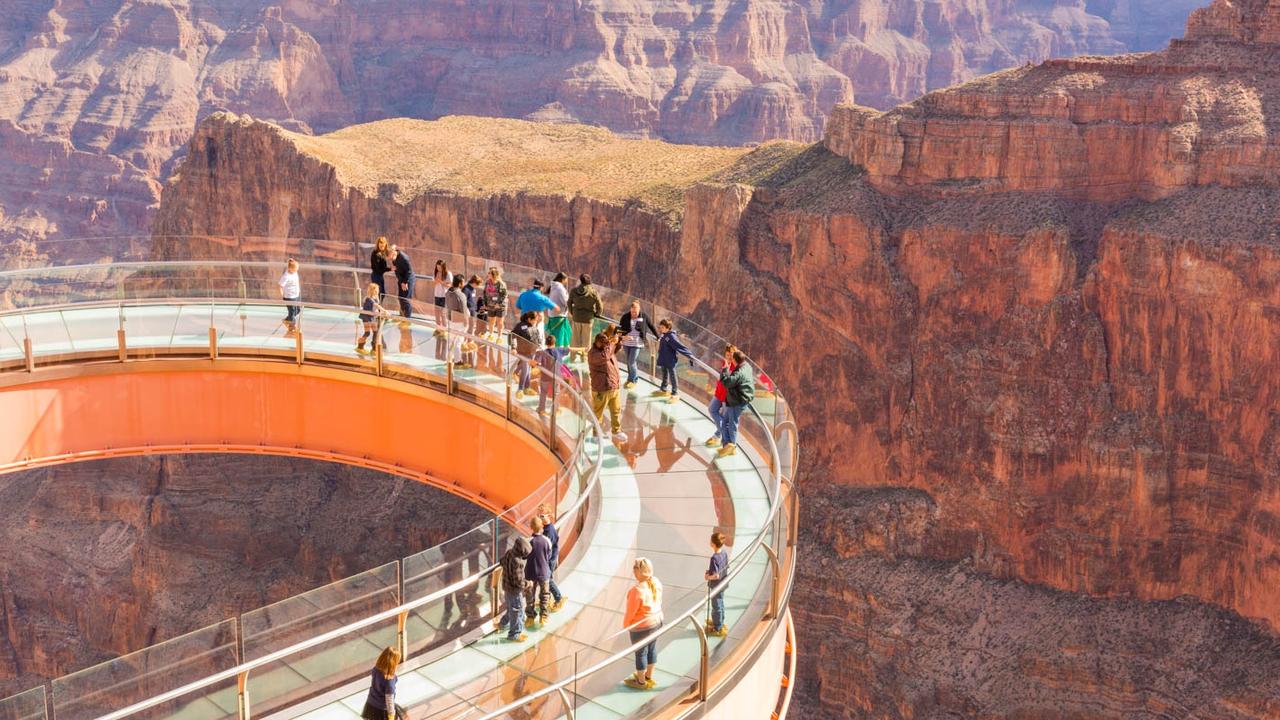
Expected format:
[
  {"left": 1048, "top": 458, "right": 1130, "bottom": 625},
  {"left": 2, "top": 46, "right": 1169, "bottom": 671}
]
[
  {"left": 624, "top": 345, "right": 641, "bottom": 384},
  {"left": 397, "top": 274, "right": 415, "bottom": 318},
  {"left": 708, "top": 397, "right": 724, "bottom": 438},
  {"left": 710, "top": 590, "right": 725, "bottom": 631},
  {"left": 549, "top": 558, "right": 562, "bottom": 603},
  {"left": 629, "top": 624, "right": 660, "bottom": 671},
  {"left": 721, "top": 404, "right": 745, "bottom": 446},
  {"left": 501, "top": 588, "right": 525, "bottom": 639},
  {"left": 657, "top": 365, "right": 678, "bottom": 394}
]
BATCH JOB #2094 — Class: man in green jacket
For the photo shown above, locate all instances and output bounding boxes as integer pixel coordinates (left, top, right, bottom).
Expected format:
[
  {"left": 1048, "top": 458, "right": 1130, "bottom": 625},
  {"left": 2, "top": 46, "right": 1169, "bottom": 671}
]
[
  {"left": 567, "top": 274, "right": 603, "bottom": 357},
  {"left": 717, "top": 350, "right": 754, "bottom": 458}
]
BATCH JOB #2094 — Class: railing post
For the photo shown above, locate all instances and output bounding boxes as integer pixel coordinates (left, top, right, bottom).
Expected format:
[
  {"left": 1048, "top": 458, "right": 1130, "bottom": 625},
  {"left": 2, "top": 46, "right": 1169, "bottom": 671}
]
[
  {"left": 209, "top": 327, "right": 219, "bottom": 360},
  {"left": 396, "top": 610, "right": 409, "bottom": 660},
  {"left": 23, "top": 337, "right": 33, "bottom": 372},
  {"left": 549, "top": 364, "right": 560, "bottom": 454},
  {"left": 762, "top": 544, "right": 781, "bottom": 620},
  {"left": 116, "top": 328, "right": 127, "bottom": 362},
  {"left": 294, "top": 331, "right": 304, "bottom": 365},
  {"left": 505, "top": 346, "right": 513, "bottom": 421},
  {"left": 688, "top": 615, "right": 709, "bottom": 702},
  {"left": 237, "top": 670, "right": 250, "bottom": 720},
  {"left": 375, "top": 322, "right": 385, "bottom": 376},
  {"left": 557, "top": 688, "right": 575, "bottom": 720}
]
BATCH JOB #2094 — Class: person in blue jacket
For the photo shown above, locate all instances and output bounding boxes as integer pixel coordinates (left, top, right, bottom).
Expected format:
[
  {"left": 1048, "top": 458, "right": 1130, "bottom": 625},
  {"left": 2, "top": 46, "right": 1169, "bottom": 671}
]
[
  {"left": 516, "top": 279, "right": 558, "bottom": 315},
  {"left": 652, "top": 319, "right": 695, "bottom": 404}
]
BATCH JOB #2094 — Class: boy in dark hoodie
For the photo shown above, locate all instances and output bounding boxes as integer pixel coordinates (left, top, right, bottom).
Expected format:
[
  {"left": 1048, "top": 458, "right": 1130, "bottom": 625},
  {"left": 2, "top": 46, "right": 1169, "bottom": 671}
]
[
  {"left": 525, "top": 516, "right": 554, "bottom": 629},
  {"left": 653, "top": 319, "right": 695, "bottom": 404},
  {"left": 499, "top": 536, "right": 532, "bottom": 642}
]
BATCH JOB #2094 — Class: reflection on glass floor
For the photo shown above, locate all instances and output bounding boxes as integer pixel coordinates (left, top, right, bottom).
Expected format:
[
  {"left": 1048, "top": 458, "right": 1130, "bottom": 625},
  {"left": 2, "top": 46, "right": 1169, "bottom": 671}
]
[{"left": 0, "top": 303, "right": 777, "bottom": 720}]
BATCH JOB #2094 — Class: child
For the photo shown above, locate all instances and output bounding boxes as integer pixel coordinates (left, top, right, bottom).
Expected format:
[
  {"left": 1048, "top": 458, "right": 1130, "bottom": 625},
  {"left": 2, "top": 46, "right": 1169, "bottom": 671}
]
[
  {"left": 525, "top": 516, "right": 554, "bottom": 629},
  {"left": 498, "top": 536, "right": 532, "bottom": 642},
  {"left": 704, "top": 531, "right": 729, "bottom": 637},
  {"left": 534, "top": 336, "right": 571, "bottom": 416},
  {"left": 279, "top": 258, "right": 301, "bottom": 334},
  {"left": 537, "top": 504, "right": 565, "bottom": 611},
  {"left": 464, "top": 275, "right": 483, "bottom": 336},
  {"left": 357, "top": 282, "right": 388, "bottom": 355},
  {"left": 652, "top": 319, "right": 695, "bottom": 404}
]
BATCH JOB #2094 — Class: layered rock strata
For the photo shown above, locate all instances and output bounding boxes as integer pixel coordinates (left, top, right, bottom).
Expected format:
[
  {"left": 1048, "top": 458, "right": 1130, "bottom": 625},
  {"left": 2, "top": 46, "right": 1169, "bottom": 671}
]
[
  {"left": 151, "top": 2, "right": 1280, "bottom": 710},
  {"left": 0, "top": 454, "right": 490, "bottom": 697},
  {"left": 0, "top": 0, "right": 1208, "bottom": 243}
]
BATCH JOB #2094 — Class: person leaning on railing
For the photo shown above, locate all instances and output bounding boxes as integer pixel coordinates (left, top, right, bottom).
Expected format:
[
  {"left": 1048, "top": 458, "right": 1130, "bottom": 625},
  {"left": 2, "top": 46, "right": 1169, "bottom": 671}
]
[
  {"left": 716, "top": 350, "right": 755, "bottom": 458},
  {"left": 362, "top": 647, "right": 408, "bottom": 720}
]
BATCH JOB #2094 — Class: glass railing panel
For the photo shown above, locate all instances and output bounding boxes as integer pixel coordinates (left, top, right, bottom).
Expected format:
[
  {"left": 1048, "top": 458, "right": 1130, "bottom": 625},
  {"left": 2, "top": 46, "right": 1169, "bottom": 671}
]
[
  {"left": 450, "top": 339, "right": 510, "bottom": 418},
  {"left": 0, "top": 686, "right": 45, "bottom": 720},
  {"left": 50, "top": 619, "right": 238, "bottom": 720},
  {"left": 403, "top": 522, "right": 499, "bottom": 657},
  {"left": 13, "top": 307, "right": 83, "bottom": 365},
  {"left": 241, "top": 562, "right": 399, "bottom": 662},
  {"left": 243, "top": 616, "right": 398, "bottom": 718}
]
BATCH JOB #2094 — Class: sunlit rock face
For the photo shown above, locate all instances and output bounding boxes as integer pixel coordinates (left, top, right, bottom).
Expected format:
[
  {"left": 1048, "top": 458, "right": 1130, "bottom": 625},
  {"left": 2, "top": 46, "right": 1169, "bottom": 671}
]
[
  {"left": 0, "top": 454, "right": 489, "bottom": 697},
  {"left": 0, "top": 0, "right": 1205, "bottom": 243}
]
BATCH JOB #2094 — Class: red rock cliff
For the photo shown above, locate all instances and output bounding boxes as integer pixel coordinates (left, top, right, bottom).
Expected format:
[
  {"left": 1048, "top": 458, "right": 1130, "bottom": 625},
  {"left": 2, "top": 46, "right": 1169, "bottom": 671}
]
[{"left": 152, "top": 13, "right": 1280, "bottom": 704}]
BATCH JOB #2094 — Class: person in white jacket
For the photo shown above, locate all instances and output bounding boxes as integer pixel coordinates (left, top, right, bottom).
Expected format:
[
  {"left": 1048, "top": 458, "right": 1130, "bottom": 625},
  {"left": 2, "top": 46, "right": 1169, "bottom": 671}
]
[{"left": 279, "top": 258, "right": 301, "bottom": 335}]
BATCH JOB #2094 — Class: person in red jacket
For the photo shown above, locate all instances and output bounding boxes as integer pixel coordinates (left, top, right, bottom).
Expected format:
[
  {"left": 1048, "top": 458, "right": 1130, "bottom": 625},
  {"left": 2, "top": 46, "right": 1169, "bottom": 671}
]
[{"left": 705, "top": 343, "right": 737, "bottom": 448}]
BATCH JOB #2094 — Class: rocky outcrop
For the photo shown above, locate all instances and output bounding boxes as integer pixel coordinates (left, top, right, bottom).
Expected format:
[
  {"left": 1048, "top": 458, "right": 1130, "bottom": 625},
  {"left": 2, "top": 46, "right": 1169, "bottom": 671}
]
[
  {"left": 0, "top": 454, "right": 489, "bottom": 697},
  {"left": 0, "top": 0, "right": 1208, "bottom": 243},
  {"left": 150, "top": 3, "right": 1280, "bottom": 710},
  {"left": 823, "top": 0, "right": 1280, "bottom": 201}
]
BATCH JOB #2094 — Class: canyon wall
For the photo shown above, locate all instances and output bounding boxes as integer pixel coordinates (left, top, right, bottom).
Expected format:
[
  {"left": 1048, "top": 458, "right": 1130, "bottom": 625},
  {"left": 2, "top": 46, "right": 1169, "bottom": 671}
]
[
  {"left": 150, "top": 2, "right": 1280, "bottom": 711},
  {"left": 0, "top": 454, "right": 490, "bottom": 697},
  {"left": 0, "top": 0, "right": 1206, "bottom": 243}
]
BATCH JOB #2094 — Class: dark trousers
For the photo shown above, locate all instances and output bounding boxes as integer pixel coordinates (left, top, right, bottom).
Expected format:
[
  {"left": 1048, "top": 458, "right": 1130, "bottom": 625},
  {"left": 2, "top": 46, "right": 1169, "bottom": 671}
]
[
  {"left": 283, "top": 297, "right": 300, "bottom": 324},
  {"left": 371, "top": 272, "right": 386, "bottom": 299},
  {"left": 658, "top": 365, "right": 678, "bottom": 394},
  {"left": 397, "top": 274, "right": 415, "bottom": 318}
]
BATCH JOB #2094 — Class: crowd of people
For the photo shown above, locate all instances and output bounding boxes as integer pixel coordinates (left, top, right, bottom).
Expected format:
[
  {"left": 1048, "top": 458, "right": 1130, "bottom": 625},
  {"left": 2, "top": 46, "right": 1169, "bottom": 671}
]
[
  {"left": 344, "top": 241, "right": 759, "bottom": 459},
  {"left": 298, "top": 239, "right": 757, "bottom": 701}
]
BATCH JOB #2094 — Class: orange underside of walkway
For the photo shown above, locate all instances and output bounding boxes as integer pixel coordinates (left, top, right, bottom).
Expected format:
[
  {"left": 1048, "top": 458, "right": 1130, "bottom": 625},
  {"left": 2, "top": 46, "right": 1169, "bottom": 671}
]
[{"left": 0, "top": 363, "right": 558, "bottom": 513}]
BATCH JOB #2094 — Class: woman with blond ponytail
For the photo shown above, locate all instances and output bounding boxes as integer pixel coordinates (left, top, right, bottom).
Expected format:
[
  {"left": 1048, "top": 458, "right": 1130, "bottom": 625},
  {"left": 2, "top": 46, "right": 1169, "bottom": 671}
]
[{"left": 622, "top": 557, "right": 663, "bottom": 689}]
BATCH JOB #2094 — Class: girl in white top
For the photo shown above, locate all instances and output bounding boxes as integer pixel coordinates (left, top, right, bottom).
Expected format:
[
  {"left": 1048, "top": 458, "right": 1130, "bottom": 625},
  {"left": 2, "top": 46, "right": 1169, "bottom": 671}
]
[{"left": 279, "top": 258, "right": 301, "bottom": 333}]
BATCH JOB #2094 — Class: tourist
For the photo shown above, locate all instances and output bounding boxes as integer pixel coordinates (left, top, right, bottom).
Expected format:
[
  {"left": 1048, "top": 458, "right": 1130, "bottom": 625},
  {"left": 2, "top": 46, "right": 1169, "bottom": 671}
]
[
  {"left": 525, "top": 515, "right": 554, "bottom": 629},
  {"left": 623, "top": 557, "right": 663, "bottom": 690},
  {"left": 653, "top": 319, "right": 695, "bottom": 403},
  {"left": 360, "top": 647, "right": 407, "bottom": 720},
  {"left": 618, "top": 300, "right": 657, "bottom": 389},
  {"left": 546, "top": 272, "right": 571, "bottom": 349},
  {"left": 498, "top": 536, "right": 532, "bottom": 642},
  {"left": 567, "top": 274, "right": 602, "bottom": 358},
  {"left": 444, "top": 274, "right": 468, "bottom": 363},
  {"left": 370, "top": 236, "right": 391, "bottom": 299},
  {"left": 482, "top": 266, "right": 509, "bottom": 336},
  {"left": 537, "top": 503, "right": 565, "bottom": 611},
  {"left": 278, "top": 258, "right": 301, "bottom": 334},
  {"left": 588, "top": 329, "right": 626, "bottom": 441},
  {"left": 716, "top": 350, "right": 754, "bottom": 458},
  {"left": 516, "top": 278, "right": 557, "bottom": 316},
  {"left": 511, "top": 310, "right": 539, "bottom": 397},
  {"left": 356, "top": 282, "right": 388, "bottom": 355},
  {"left": 463, "top": 275, "right": 482, "bottom": 335},
  {"left": 388, "top": 246, "right": 415, "bottom": 320},
  {"left": 704, "top": 531, "right": 729, "bottom": 637},
  {"left": 705, "top": 344, "right": 737, "bottom": 448},
  {"left": 432, "top": 259, "right": 451, "bottom": 328},
  {"left": 534, "top": 335, "right": 571, "bottom": 416}
]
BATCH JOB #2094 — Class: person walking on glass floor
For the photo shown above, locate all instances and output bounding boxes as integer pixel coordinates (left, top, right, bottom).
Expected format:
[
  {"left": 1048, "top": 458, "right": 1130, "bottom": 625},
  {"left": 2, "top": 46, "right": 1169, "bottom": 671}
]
[{"left": 361, "top": 647, "right": 408, "bottom": 720}]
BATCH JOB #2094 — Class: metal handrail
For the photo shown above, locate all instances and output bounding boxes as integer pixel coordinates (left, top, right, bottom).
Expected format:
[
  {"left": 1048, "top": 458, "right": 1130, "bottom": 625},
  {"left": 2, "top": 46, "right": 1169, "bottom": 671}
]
[
  {"left": 470, "top": 387, "right": 788, "bottom": 719},
  {"left": 1, "top": 294, "right": 607, "bottom": 720},
  {"left": 3, "top": 251, "right": 796, "bottom": 719}
]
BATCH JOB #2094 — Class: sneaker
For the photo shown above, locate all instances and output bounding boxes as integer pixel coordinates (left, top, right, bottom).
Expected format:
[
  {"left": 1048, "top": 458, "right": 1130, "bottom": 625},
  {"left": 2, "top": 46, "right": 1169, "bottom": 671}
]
[
  {"left": 717, "top": 443, "right": 737, "bottom": 458},
  {"left": 539, "top": 615, "right": 548, "bottom": 626},
  {"left": 705, "top": 436, "right": 721, "bottom": 448},
  {"left": 612, "top": 431, "right": 628, "bottom": 443},
  {"left": 666, "top": 394, "right": 678, "bottom": 404},
  {"left": 624, "top": 381, "right": 636, "bottom": 389},
  {"left": 644, "top": 678, "right": 657, "bottom": 690},
  {"left": 550, "top": 598, "right": 565, "bottom": 612},
  {"left": 506, "top": 633, "right": 527, "bottom": 643},
  {"left": 623, "top": 677, "right": 648, "bottom": 690},
  {"left": 651, "top": 390, "right": 669, "bottom": 397},
  {"left": 525, "top": 617, "right": 538, "bottom": 630},
  {"left": 537, "top": 409, "right": 549, "bottom": 417},
  {"left": 355, "top": 346, "right": 370, "bottom": 355},
  {"left": 709, "top": 626, "right": 728, "bottom": 637}
]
